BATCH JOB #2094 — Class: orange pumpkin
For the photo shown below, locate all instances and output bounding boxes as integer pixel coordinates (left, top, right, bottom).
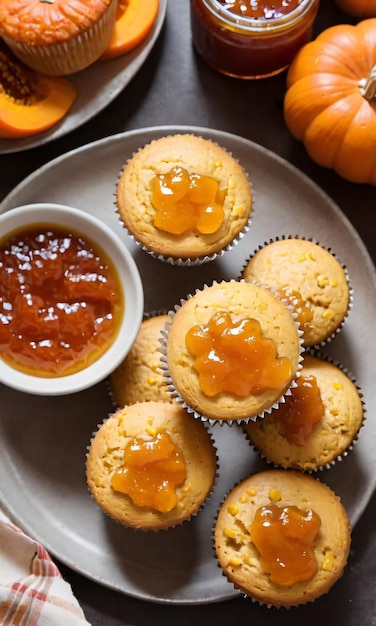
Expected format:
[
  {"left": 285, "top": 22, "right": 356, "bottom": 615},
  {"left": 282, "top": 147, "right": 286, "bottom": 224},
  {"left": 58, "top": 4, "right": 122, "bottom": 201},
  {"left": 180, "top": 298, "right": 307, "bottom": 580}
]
[
  {"left": 335, "top": 0, "right": 376, "bottom": 18},
  {"left": 284, "top": 19, "right": 376, "bottom": 185},
  {"left": 100, "top": 0, "right": 159, "bottom": 60},
  {"left": 0, "top": 46, "right": 76, "bottom": 139}
]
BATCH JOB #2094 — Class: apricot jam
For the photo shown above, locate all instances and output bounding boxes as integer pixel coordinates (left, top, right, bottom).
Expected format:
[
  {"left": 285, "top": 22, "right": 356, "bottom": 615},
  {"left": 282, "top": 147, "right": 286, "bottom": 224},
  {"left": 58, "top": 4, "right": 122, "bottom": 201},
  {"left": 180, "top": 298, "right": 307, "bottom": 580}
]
[
  {"left": 250, "top": 503, "right": 321, "bottom": 586},
  {"left": 185, "top": 311, "right": 293, "bottom": 397},
  {"left": 151, "top": 166, "right": 225, "bottom": 235},
  {"left": 111, "top": 429, "right": 187, "bottom": 512},
  {"left": 274, "top": 373, "right": 324, "bottom": 446},
  {"left": 0, "top": 224, "right": 123, "bottom": 377},
  {"left": 190, "top": 0, "right": 320, "bottom": 79},
  {"left": 279, "top": 286, "right": 313, "bottom": 335}
]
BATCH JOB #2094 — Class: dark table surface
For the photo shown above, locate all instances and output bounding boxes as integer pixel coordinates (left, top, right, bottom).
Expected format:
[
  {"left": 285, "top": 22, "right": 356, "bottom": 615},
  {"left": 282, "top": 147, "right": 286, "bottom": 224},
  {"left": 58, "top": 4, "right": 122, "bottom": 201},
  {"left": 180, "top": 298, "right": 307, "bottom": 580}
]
[{"left": 1, "top": 1, "right": 376, "bottom": 625}]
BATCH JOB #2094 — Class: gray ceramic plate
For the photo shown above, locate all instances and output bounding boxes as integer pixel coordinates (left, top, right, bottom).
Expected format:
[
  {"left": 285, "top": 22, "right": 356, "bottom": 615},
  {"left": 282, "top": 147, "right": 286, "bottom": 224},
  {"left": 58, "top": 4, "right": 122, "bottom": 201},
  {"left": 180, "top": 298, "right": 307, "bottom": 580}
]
[
  {"left": 0, "top": 126, "right": 375, "bottom": 605},
  {"left": 0, "top": 0, "right": 167, "bottom": 154}
]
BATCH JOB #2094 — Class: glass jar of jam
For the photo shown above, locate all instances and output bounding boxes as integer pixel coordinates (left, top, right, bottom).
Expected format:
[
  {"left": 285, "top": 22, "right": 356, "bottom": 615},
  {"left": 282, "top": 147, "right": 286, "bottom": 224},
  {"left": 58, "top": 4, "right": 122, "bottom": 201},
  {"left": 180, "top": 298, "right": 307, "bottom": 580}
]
[{"left": 190, "top": 0, "right": 320, "bottom": 79}]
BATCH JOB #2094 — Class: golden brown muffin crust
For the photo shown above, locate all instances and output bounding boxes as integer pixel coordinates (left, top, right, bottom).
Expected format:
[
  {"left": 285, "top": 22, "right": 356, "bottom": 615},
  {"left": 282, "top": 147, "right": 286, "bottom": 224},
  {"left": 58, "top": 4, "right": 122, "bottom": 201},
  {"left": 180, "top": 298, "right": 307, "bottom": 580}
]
[
  {"left": 116, "top": 134, "right": 253, "bottom": 260},
  {"left": 214, "top": 470, "right": 351, "bottom": 607},
  {"left": 86, "top": 401, "right": 217, "bottom": 530},
  {"left": 0, "top": 0, "right": 113, "bottom": 45},
  {"left": 245, "top": 355, "right": 364, "bottom": 471},
  {"left": 166, "top": 280, "right": 301, "bottom": 421}
]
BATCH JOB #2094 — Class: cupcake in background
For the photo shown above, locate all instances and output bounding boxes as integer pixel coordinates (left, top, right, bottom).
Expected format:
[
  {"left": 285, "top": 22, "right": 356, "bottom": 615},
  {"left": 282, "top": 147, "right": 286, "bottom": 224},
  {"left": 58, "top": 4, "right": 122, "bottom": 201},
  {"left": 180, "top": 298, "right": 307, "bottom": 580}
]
[
  {"left": 214, "top": 469, "right": 351, "bottom": 607},
  {"left": 109, "top": 314, "right": 172, "bottom": 407},
  {"left": 0, "top": 0, "right": 117, "bottom": 75},
  {"left": 244, "top": 354, "right": 365, "bottom": 472},
  {"left": 86, "top": 401, "right": 218, "bottom": 531},
  {"left": 161, "top": 279, "right": 303, "bottom": 424},
  {"left": 115, "top": 133, "right": 253, "bottom": 265},
  {"left": 241, "top": 237, "right": 351, "bottom": 347}
]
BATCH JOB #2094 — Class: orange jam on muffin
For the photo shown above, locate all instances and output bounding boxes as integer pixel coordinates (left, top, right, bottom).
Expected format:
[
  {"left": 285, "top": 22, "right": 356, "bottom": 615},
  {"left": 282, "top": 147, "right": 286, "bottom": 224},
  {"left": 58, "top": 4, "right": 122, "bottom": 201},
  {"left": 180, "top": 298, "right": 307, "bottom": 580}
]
[
  {"left": 185, "top": 310, "right": 293, "bottom": 397},
  {"left": 151, "top": 165, "right": 226, "bottom": 235},
  {"left": 273, "top": 373, "right": 324, "bottom": 446},
  {"left": 250, "top": 503, "right": 321, "bottom": 586},
  {"left": 111, "top": 429, "right": 187, "bottom": 512},
  {"left": 279, "top": 286, "right": 314, "bottom": 335}
]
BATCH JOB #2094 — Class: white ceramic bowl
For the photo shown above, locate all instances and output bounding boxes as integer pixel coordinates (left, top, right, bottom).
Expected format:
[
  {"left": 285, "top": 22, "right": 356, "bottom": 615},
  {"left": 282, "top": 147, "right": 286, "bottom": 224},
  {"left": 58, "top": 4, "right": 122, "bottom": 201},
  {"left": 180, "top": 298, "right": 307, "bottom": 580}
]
[{"left": 0, "top": 203, "right": 144, "bottom": 395}]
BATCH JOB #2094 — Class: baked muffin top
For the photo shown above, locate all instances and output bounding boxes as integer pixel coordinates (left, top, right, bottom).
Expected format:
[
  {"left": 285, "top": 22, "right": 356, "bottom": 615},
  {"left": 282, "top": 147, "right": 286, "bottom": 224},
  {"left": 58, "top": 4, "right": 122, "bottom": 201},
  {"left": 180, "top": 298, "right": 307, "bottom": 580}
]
[
  {"left": 116, "top": 133, "right": 253, "bottom": 260},
  {"left": 242, "top": 238, "right": 350, "bottom": 346},
  {"left": 214, "top": 469, "right": 351, "bottom": 607},
  {"left": 165, "top": 280, "right": 302, "bottom": 422},
  {"left": 0, "top": 0, "right": 113, "bottom": 45},
  {"left": 244, "top": 354, "right": 364, "bottom": 471},
  {"left": 109, "top": 314, "right": 172, "bottom": 407},
  {"left": 86, "top": 401, "right": 218, "bottom": 530}
]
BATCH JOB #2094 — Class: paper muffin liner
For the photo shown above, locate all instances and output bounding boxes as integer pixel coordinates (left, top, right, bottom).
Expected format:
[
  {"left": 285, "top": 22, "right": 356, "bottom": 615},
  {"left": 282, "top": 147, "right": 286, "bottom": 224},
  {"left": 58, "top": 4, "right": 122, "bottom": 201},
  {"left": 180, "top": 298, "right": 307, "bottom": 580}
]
[
  {"left": 3, "top": 0, "right": 116, "bottom": 75},
  {"left": 244, "top": 349, "right": 366, "bottom": 473},
  {"left": 239, "top": 234, "right": 353, "bottom": 350},
  {"left": 106, "top": 308, "right": 171, "bottom": 410},
  {"left": 113, "top": 134, "right": 254, "bottom": 266},
  {"left": 85, "top": 404, "right": 220, "bottom": 532},
  {"left": 159, "top": 279, "right": 304, "bottom": 427}
]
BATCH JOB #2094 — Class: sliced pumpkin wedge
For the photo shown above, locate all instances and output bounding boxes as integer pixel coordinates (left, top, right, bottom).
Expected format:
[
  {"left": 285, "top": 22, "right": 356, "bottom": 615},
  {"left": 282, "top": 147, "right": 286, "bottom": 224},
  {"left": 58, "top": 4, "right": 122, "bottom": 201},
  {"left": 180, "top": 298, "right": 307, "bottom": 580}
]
[
  {"left": 0, "top": 45, "right": 76, "bottom": 139},
  {"left": 100, "top": 0, "right": 159, "bottom": 61}
]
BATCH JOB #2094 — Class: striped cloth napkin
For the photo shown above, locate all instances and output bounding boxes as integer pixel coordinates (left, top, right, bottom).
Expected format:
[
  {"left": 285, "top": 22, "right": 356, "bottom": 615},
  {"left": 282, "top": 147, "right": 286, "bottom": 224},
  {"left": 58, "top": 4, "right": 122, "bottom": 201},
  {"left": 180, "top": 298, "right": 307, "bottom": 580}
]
[{"left": 0, "top": 509, "right": 91, "bottom": 626}]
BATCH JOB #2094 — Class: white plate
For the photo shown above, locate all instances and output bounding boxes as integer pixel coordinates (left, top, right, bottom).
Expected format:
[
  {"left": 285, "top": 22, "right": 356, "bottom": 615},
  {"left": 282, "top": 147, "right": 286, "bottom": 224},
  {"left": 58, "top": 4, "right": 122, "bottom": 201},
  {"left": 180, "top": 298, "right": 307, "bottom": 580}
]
[
  {"left": 0, "top": 0, "right": 167, "bottom": 155},
  {"left": 0, "top": 126, "right": 375, "bottom": 605}
]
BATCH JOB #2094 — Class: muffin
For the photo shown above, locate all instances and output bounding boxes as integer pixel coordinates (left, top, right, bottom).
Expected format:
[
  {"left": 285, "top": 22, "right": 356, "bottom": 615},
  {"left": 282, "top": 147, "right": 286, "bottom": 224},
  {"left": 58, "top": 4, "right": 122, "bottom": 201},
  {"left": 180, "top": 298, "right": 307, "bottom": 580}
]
[
  {"left": 86, "top": 401, "right": 218, "bottom": 530},
  {"left": 0, "top": 0, "right": 117, "bottom": 76},
  {"left": 109, "top": 314, "right": 172, "bottom": 407},
  {"left": 161, "top": 279, "right": 302, "bottom": 423},
  {"left": 241, "top": 237, "right": 351, "bottom": 347},
  {"left": 115, "top": 133, "right": 253, "bottom": 265},
  {"left": 244, "top": 354, "right": 364, "bottom": 471},
  {"left": 214, "top": 469, "right": 351, "bottom": 607}
]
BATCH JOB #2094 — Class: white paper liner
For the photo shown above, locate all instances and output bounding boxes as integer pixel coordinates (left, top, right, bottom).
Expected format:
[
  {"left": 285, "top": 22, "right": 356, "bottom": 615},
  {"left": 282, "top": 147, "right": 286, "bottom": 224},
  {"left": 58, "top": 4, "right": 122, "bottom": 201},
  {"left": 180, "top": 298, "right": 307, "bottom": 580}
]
[
  {"left": 159, "top": 279, "right": 304, "bottom": 426},
  {"left": 245, "top": 349, "right": 366, "bottom": 473},
  {"left": 85, "top": 405, "right": 220, "bottom": 532},
  {"left": 239, "top": 234, "right": 353, "bottom": 349}
]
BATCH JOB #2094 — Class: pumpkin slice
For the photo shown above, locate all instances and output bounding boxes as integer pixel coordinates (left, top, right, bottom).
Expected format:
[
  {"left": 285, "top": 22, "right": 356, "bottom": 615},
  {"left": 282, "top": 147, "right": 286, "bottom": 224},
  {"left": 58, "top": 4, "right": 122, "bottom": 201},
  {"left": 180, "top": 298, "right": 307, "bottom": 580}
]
[
  {"left": 0, "top": 46, "right": 76, "bottom": 139},
  {"left": 100, "top": 0, "right": 159, "bottom": 61}
]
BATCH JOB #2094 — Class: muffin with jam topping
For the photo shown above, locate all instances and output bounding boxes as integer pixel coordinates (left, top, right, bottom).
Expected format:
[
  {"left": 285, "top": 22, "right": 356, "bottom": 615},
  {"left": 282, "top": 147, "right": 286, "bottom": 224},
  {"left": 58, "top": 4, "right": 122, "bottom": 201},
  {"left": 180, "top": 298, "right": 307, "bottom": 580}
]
[
  {"left": 109, "top": 314, "right": 172, "bottom": 408},
  {"left": 161, "top": 279, "right": 302, "bottom": 423},
  {"left": 241, "top": 237, "right": 351, "bottom": 347},
  {"left": 86, "top": 401, "right": 218, "bottom": 530},
  {"left": 115, "top": 133, "right": 253, "bottom": 265},
  {"left": 244, "top": 354, "right": 365, "bottom": 471},
  {"left": 0, "top": 0, "right": 117, "bottom": 76},
  {"left": 214, "top": 469, "right": 351, "bottom": 607}
]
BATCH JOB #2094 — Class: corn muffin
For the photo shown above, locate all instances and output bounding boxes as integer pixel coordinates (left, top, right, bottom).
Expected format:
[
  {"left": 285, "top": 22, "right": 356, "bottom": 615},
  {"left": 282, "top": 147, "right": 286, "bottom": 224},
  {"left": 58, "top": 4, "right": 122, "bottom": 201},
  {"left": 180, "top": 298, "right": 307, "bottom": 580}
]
[
  {"left": 242, "top": 237, "right": 351, "bottom": 347},
  {"left": 86, "top": 401, "right": 218, "bottom": 530},
  {"left": 244, "top": 354, "right": 364, "bottom": 471},
  {"left": 162, "top": 279, "right": 302, "bottom": 423},
  {"left": 115, "top": 133, "right": 253, "bottom": 265},
  {"left": 214, "top": 469, "right": 351, "bottom": 607},
  {"left": 109, "top": 314, "right": 172, "bottom": 407},
  {"left": 0, "top": 0, "right": 117, "bottom": 75}
]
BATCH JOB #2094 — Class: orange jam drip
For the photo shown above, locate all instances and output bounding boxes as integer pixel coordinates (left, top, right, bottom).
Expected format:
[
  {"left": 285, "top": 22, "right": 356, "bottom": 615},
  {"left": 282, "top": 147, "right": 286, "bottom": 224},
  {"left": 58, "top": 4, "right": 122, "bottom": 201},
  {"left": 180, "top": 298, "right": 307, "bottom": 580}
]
[
  {"left": 185, "top": 311, "right": 293, "bottom": 397},
  {"left": 218, "top": 0, "right": 301, "bottom": 19},
  {"left": 274, "top": 374, "right": 324, "bottom": 446},
  {"left": 111, "top": 429, "right": 187, "bottom": 512},
  {"left": 279, "top": 286, "right": 313, "bottom": 334},
  {"left": 0, "top": 225, "right": 123, "bottom": 377},
  {"left": 151, "top": 166, "right": 226, "bottom": 235},
  {"left": 250, "top": 504, "right": 321, "bottom": 586}
]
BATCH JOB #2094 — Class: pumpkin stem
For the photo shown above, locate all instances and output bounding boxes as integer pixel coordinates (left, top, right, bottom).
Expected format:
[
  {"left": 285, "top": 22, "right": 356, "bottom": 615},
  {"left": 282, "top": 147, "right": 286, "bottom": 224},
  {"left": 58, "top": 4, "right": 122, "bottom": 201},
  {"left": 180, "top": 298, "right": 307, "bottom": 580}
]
[{"left": 359, "top": 66, "right": 376, "bottom": 101}]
